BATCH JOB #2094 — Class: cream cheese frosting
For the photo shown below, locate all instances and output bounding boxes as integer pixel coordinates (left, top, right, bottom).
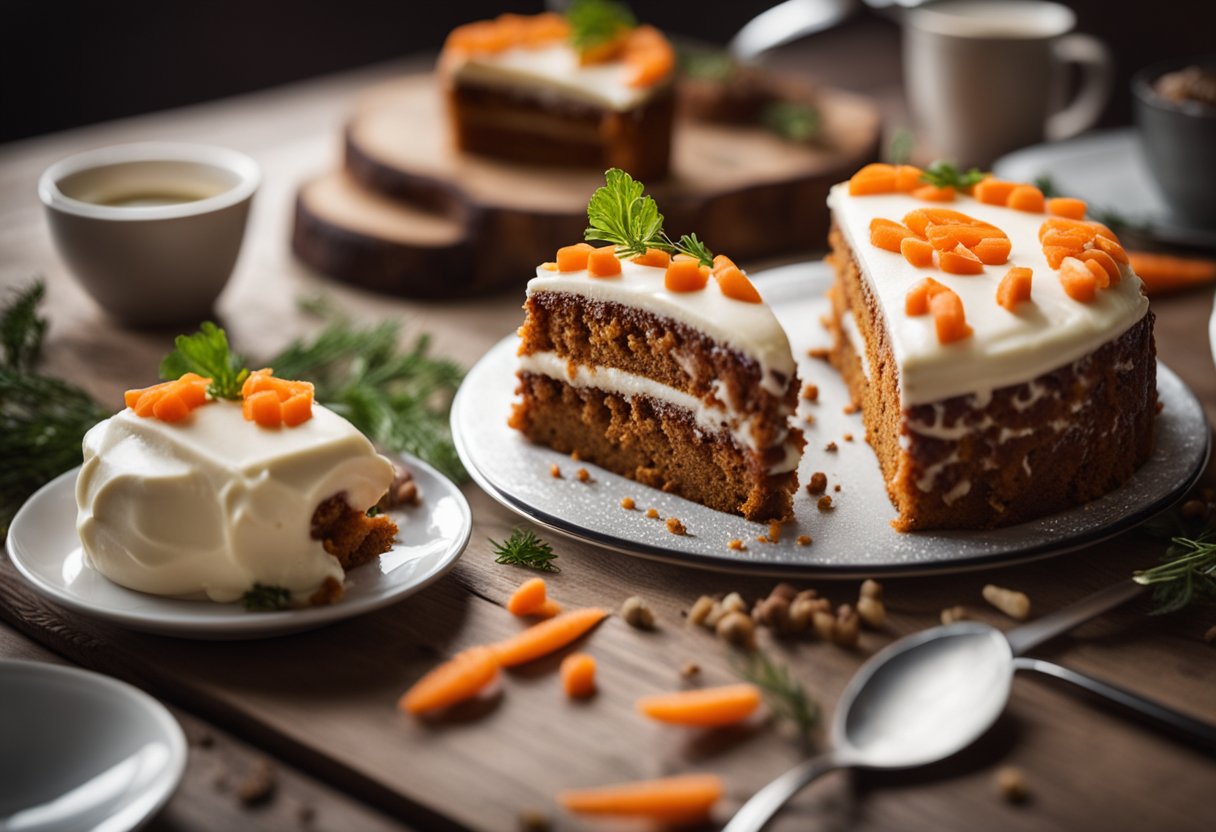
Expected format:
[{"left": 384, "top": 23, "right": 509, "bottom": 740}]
[
  {"left": 75, "top": 401, "right": 395, "bottom": 603},
  {"left": 827, "top": 184, "right": 1150, "bottom": 406},
  {"left": 443, "top": 43, "right": 663, "bottom": 111}
]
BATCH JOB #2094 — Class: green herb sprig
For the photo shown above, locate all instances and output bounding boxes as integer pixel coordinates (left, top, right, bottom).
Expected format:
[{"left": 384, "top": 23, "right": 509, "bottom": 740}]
[
  {"left": 761, "top": 101, "right": 821, "bottom": 143},
  {"left": 920, "top": 160, "right": 986, "bottom": 190},
  {"left": 733, "top": 649, "right": 820, "bottom": 748},
  {"left": 160, "top": 322, "right": 249, "bottom": 400},
  {"left": 567, "top": 0, "right": 635, "bottom": 53},
  {"left": 886, "top": 128, "right": 916, "bottom": 165},
  {"left": 242, "top": 583, "right": 293, "bottom": 612},
  {"left": 584, "top": 169, "right": 716, "bottom": 267},
  {"left": 1134, "top": 532, "right": 1216, "bottom": 614},
  {"left": 490, "top": 527, "right": 559, "bottom": 572}
]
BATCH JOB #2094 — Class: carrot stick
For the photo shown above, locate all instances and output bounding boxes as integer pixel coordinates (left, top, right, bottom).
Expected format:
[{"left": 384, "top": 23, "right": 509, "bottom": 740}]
[
  {"left": 636, "top": 683, "right": 762, "bottom": 726},
  {"left": 558, "top": 773, "right": 723, "bottom": 822},
  {"left": 398, "top": 646, "right": 500, "bottom": 715},
  {"left": 1128, "top": 251, "right": 1216, "bottom": 295},
  {"left": 491, "top": 607, "right": 607, "bottom": 667},
  {"left": 560, "top": 653, "right": 597, "bottom": 698},
  {"left": 506, "top": 577, "right": 548, "bottom": 616}
]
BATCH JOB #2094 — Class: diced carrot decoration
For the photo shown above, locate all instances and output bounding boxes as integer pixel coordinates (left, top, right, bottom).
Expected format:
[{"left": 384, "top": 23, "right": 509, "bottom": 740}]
[
  {"left": 973, "top": 178, "right": 1018, "bottom": 206},
  {"left": 902, "top": 208, "right": 933, "bottom": 237},
  {"left": 558, "top": 774, "right": 723, "bottom": 823},
  {"left": 1078, "top": 250, "right": 1121, "bottom": 286},
  {"left": 1040, "top": 228, "right": 1091, "bottom": 249},
  {"left": 1080, "top": 257, "right": 1111, "bottom": 289},
  {"left": 1090, "top": 222, "right": 1119, "bottom": 242},
  {"left": 665, "top": 259, "right": 709, "bottom": 293},
  {"left": 133, "top": 387, "right": 167, "bottom": 417},
  {"left": 848, "top": 163, "right": 897, "bottom": 196},
  {"left": 556, "top": 242, "right": 594, "bottom": 272},
  {"left": 996, "top": 267, "right": 1033, "bottom": 311},
  {"left": 1093, "top": 235, "right": 1129, "bottom": 263},
  {"left": 398, "top": 646, "right": 500, "bottom": 715},
  {"left": 1007, "top": 185, "right": 1045, "bottom": 213},
  {"left": 900, "top": 236, "right": 935, "bottom": 268},
  {"left": 905, "top": 277, "right": 950, "bottom": 316},
  {"left": 636, "top": 683, "right": 762, "bottom": 727},
  {"left": 1059, "top": 257, "right": 1098, "bottom": 302},
  {"left": 972, "top": 236, "right": 1012, "bottom": 265},
  {"left": 151, "top": 391, "right": 190, "bottom": 423},
  {"left": 913, "top": 184, "right": 956, "bottom": 202},
  {"left": 1038, "top": 216, "right": 1091, "bottom": 241},
  {"left": 869, "top": 218, "right": 915, "bottom": 253},
  {"left": 560, "top": 653, "right": 597, "bottom": 699},
  {"left": 175, "top": 379, "right": 209, "bottom": 409},
  {"left": 1042, "top": 245, "right": 1073, "bottom": 269},
  {"left": 711, "top": 254, "right": 736, "bottom": 273},
  {"left": 240, "top": 369, "right": 314, "bottom": 428},
  {"left": 715, "top": 266, "right": 762, "bottom": 303},
  {"left": 587, "top": 246, "right": 622, "bottom": 278},
  {"left": 939, "top": 244, "right": 984, "bottom": 275},
  {"left": 540, "top": 262, "right": 559, "bottom": 271},
  {"left": 490, "top": 607, "right": 607, "bottom": 667},
  {"left": 1127, "top": 250, "right": 1216, "bottom": 296},
  {"left": 624, "top": 26, "right": 675, "bottom": 88},
  {"left": 247, "top": 390, "right": 282, "bottom": 429},
  {"left": 280, "top": 392, "right": 313, "bottom": 427},
  {"left": 894, "top": 165, "right": 924, "bottom": 192},
  {"left": 1047, "top": 197, "right": 1087, "bottom": 220},
  {"left": 925, "top": 224, "right": 993, "bottom": 251},
  {"left": 123, "top": 389, "right": 142, "bottom": 409},
  {"left": 506, "top": 577, "right": 548, "bottom": 616},
  {"left": 631, "top": 248, "right": 671, "bottom": 269},
  {"left": 929, "top": 289, "right": 973, "bottom": 344}
]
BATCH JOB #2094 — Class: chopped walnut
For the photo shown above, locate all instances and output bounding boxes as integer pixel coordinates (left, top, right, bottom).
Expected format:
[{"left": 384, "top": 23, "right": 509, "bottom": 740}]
[
  {"left": 665, "top": 517, "right": 686, "bottom": 535},
  {"left": 983, "top": 584, "right": 1030, "bottom": 620},
  {"left": 804, "top": 413, "right": 816, "bottom": 426},
  {"left": 834, "top": 484, "right": 841, "bottom": 492},
  {"left": 755, "top": 595, "right": 792, "bottom": 633},
  {"left": 834, "top": 604, "right": 860, "bottom": 647},
  {"left": 757, "top": 535, "right": 770, "bottom": 544},
  {"left": 995, "top": 766, "right": 1030, "bottom": 804},
  {"left": 620, "top": 496, "right": 636, "bottom": 510},
  {"left": 688, "top": 595, "right": 716, "bottom": 626},
  {"left": 716, "top": 611, "right": 756, "bottom": 649},
  {"left": 807, "top": 472, "right": 828, "bottom": 494},
  {"left": 570, "top": 450, "right": 581, "bottom": 461},
  {"left": 621, "top": 595, "right": 656, "bottom": 629}
]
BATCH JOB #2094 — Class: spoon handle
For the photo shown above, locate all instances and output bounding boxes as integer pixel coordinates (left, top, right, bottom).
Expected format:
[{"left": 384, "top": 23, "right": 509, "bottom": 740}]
[
  {"left": 722, "top": 751, "right": 845, "bottom": 832},
  {"left": 1005, "top": 580, "right": 1145, "bottom": 656},
  {"left": 1014, "top": 657, "right": 1216, "bottom": 751}
]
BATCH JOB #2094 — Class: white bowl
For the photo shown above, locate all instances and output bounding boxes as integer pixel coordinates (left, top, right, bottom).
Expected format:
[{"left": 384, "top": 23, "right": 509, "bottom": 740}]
[
  {"left": 0, "top": 660, "right": 186, "bottom": 831},
  {"left": 39, "top": 142, "right": 259, "bottom": 328}
]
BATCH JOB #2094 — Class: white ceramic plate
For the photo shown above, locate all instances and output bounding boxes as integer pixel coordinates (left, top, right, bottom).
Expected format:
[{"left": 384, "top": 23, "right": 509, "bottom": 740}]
[
  {"left": 0, "top": 660, "right": 186, "bottom": 832},
  {"left": 453, "top": 262, "right": 1208, "bottom": 577},
  {"left": 7, "top": 453, "right": 472, "bottom": 639}
]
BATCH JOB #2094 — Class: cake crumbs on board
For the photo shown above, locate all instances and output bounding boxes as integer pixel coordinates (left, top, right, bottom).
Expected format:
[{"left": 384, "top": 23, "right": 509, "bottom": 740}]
[
  {"left": 620, "top": 496, "right": 636, "bottom": 510},
  {"left": 576, "top": 467, "right": 591, "bottom": 483},
  {"left": 665, "top": 517, "right": 686, "bottom": 535},
  {"left": 549, "top": 464, "right": 561, "bottom": 478},
  {"left": 645, "top": 507, "right": 660, "bottom": 519},
  {"left": 807, "top": 472, "right": 828, "bottom": 494}
]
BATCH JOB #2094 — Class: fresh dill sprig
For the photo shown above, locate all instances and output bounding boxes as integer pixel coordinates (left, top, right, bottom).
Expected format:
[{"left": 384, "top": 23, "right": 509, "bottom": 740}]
[
  {"left": 732, "top": 649, "right": 820, "bottom": 748},
  {"left": 921, "top": 160, "right": 986, "bottom": 190},
  {"left": 1, "top": 281, "right": 47, "bottom": 372},
  {"left": 1133, "top": 532, "right": 1216, "bottom": 614},
  {"left": 671, "top": 233, "right": 715, "bottom": 268},
  {"left": 761, "top": 101, "right": 821, "bottom": 143},
  {"left": 584, "top": 169, "right": 716, "bottom": 267},
  {"left": 490, "top": 527, "right": 559, "bottom": 572},
  {"left": 886, "top": 128, "right": 916, "bottom": 165},
  {"left": 242, "top": 583, "right": 293, "bottom": 612},
  {"left": 159, "top": 322, "right": 249, "bottom": 400},
  {"left": 567, "top": 0, "right": 635, "bottom": 53}
]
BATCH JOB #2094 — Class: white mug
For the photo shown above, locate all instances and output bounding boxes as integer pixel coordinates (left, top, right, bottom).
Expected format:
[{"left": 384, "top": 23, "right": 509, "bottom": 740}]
[{"left": 903, "top": 0, "right": 1113, "bottom": 167}]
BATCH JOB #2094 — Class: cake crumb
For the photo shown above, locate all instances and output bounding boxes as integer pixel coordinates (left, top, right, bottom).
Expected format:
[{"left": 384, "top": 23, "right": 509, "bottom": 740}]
[
  {"left": 983, "top": 584, "right": 1031, "bottom": 620},
  {"left": 236, "top": 758, "right": 277, "bottom": 806},
  {"left": 757, "top": 535, "right": 770, "bottom": 544},
  {"left": 688, "top": 595, "right": 716, "bottom": 626},
  {"left": 817, "top": 495, "right": 834, "bottom": 511},
  {"left": 843, "top": 433, "right": 854, "bottom": 442},
  {"left": 727, "top": 539, "right": 745, "bottom": 551},
  {"left": 298, "top": 805, "right": 317, "bottom": 825},
  {"left": 941, "top": 605, "right": 969, "bottom": 624},
  {"left": 621, "top": 595, "right": 656, "bottom": 629},
  {"left": 807, "top": 472, "right": 828, "bottom": 494},
  {"left": 716, "top": 611, "right": 756, "bottom": 649},
  {"left": 680, "top": 661, "right": 701, "bottom": 678},
  {"left": 620, "top": 496, "right": 635, "bottom": 510},
  {"left": 824, "top": 442, "right": 838, "bottom": 452},
  {"left": 801, "top": 384, "right": 819, "bottom": 402},
  {"left": 804, "top": 413, "right": 816, "bottom": 426},
  {"left": 518, "top": 809, "right": 553, "bottom": 832},
  {"left": 834, "top": 484, "right": 841, "bottom": 492},
  {"left": 995, "top": 767, "right": 1029, "bottom": 804},
  {"left": 576, "top": 468, "right": 591, "bottom": 483},
  {"left": 665, "top": 517, "right": 686, "bottom": 535},
  {"left": 645, "top": 508, "right": 660, "bottom": 519},
  {"left": 549, "top": 464, "right": 561, "bottom": 479},
  {"left": 843, "top": 403, "right": 859, "bottom": 415},
  {"left": 768, "top": 521, "right": 782, "bottom": 542},
  {"left": 796, "top": 535, "right": 812, "bottom": 546},
  {"left": 570, "top": 450, "right": 581, "bottom": 461},
  {"left": 808, "top": 347, "right": 831, "bottom": 361}
]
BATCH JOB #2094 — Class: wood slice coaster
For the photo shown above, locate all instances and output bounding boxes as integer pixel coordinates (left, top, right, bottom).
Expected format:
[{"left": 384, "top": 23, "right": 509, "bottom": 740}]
[{"left": 293, "top": 73, "right": 881, "bottom": 297}]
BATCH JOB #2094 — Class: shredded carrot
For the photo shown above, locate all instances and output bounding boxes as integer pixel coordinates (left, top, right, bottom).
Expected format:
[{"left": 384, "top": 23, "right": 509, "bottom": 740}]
[
  {"left": 1058, "top": 257, "right": 1098, "bottom": 302},
  {"left": 587, "top": 246, "right": 622, "bottom": 278},
  {"left": 491, "top": 607, "right": 607, "bottom": 667},
  {"left": 632, "top": 248, "right": 671, "bottom": 269},
  {"left": 913, "top": 184, "right": 956, "bottom": 202},
  {"left": 560, "top": 653, "right": 597, "bottom": 698},
  {"left": 398, "top": 646, "right": 500, "bottom": 715},
  {"left": 848, "top": 163, "right": 897, "bottom": 196},
  {"left": 900, "top": 236, "right": 935, "bottom": 268},
  {"left": 1128, "top": 251, "right": 1216, "bottom": 295},
  {"left": 556, "top": 242, "right": 594, "bottom": 272},
  {"left": 905, "top": 277, "right": 950, "bottom": 316},
  {"left": 506, "top": 577, "right": 548, "bottom": 617},
  {"left": 996, "top": 267, "right": 1033, "bottom": 311},
  {"left": 869, "top": 218, "right": 915, "bottom": 253},
  {"left": 894, "top": 165, "right": 923, "bottom": 192},
  {"left": 1007, "top": 185, "right": 1045, "bottom": 213},
  {"left": 636, "top": 683, "right": 762, "bottom": 727},
  {"left": 938, "top": 244, "right": 984, "bottom": 275},
  {"left": 1047, "top": 197, "right": 1087, "bottom": 220},
  {"left": 559, "top": 774, "right": 723, "bottom": 822},
  {"left": 929, "top": 289, "right": 973, "bottom": 343},
  {"left": 715, "top": 266, "right": 762, "bottom": 303},
  {"left": 665, "top": 259, "right": 709, "bottom": 293},
  {"left": 973, "top": 178, "right": 1018, "bottom": 206},
  {"left": 972, "top": 236, "right": 1012, "bottom": 265}
]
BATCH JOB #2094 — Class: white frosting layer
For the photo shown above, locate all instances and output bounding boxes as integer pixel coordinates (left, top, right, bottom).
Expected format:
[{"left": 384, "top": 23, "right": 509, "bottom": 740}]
[
  {"left": 75, "top": 402, "right": 395, "bottom": 603},
  {"left": 827, "top": 184, "right": 1150, "bottom": 406},
  {"left": 527, "top": 261, "right": 797, "bottom": 396},
  {"left": 445, "top": 43, "right": 660, "bottom": 110}
]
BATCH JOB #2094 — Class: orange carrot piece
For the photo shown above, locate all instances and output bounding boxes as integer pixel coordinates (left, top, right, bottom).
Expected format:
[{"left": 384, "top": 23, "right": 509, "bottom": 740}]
[
  {"left": 506, "top": 577, "right": 548, "bottom": 616},
  {"left": 636, "top": 683, "right": 762, "bottom": 727},
  {"left": 540, "top": 262, "right": 559, "bottom": 271},
  {"left": 1047, "top": 197, "right": 1087, "bottom": 220},
  {"left": 124, "top": 388, "right": 145, "bottom": 409},
  {"left": 894, "top": 165, "right": 923, "bottom": 192},
  {"left": 972, "top": 236, "right": 1012, "bottom": 265},
  {"left": 246, "top": 390, "right": 282, "bottom": 428},
  {"left": 665, "top": 259, "right": 709, "bottom": 293},
  {"left": 172, "top": 380, "right": 208, "bottom": 409},
  {"left": 848, "top": 163, "right": 897, "bottom": 196},
  {"left": 715, "top": 266, "right": 762, "bottom": 303},
  {"left": 1040, "top": 228, "right": 1092, "bottom": 249},
  {"left": 558, "top": 774, "right": 723, "bottom": 822},
  {"left": 912, "top": 184, "right": 956, "bottom": 202},
  {"left": 1081, "top": 256, "right": 1111, "bottom": 289},
  {"left": 587, "top": 246, "right": 622, "bottom": 278},
  {"left": 532, "top": 598, "right": 562, "bottom": 619},
  {"left": 556, "top": 243, "right": 594, "bottom": 272},
  {"left": 900, "top": 236, "right": 935, "bottom": 268},
  {"left": 973, "top": 178, "right": 1018, "bottom": 206},
  {"left": 280, "top": 392, "right": 313, "bottom": 427},
  {"left": 1007, "top": 185, "right": 1045, "bottom": 213},
  {"left": 491, "top": 607, "right": 607, "bottom": 667},
  {"left": 560, "top": 653, "right": 597, "bottom": 698},
  {"left": 711, "top": 254, "right": 736, "bottom": 273},
  {"left": 133, "top": 387, "right": 168, "bottom": 418},
  {"left": 905, "top": 277, "right": 949, "bottom": 316},
  {"left": 1058, "top": 257, "right": 1098, "bottom": 302},
  {"left": 152, "top": 390, "right": 190, "bottom": 422},
  {"left": 632, "top": 248, "right": 671, "bottom": 269},
  {"left": 925, "top": 224, "right": 992, "bottom": 251},
  {"left": 1093, "top": 235, "right": 1129, "bottom": 263},
  {"left": 1042, "top": 245, "right": 1074, "bottom": 269},
  {"left": 902, "top": 208, "right": 932, "bottom": 237},
  {"left": 1127, "top": 250, "right": 1216, "bottom": 295},
  {"left": 938, "top": 244, "right": 984, "bottom": 275},
  {"left": 1078, "top": 249, "right": 1121, "bottom": 286},
  {"left": 1090, "top": 221, "right": 1119, "bottom": 242},
  {"left": 929, "top": 290, "right": 973, "bottom": 344},
  {"left": 996, "top": 267, "right": 1033, "bottom": 311},
  {"left": 869, "top": 218, "right": 914, "bottom": 253},
  {"left": 1038, "top": 216, "right": 1091, "bottom": 241},
  {"left": 398, "top": 646, "right": 500, "bottom": 715}
]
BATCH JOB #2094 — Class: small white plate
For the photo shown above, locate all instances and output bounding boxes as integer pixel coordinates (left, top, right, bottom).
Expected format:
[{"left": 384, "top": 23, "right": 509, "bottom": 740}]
[
  {"left": 453, "top": 262, "right": 1208, "bottom": 577},
  {"left": 0, "top": 660, "right": 186, "bottom": 832},
  {"left": 7, "top": 453, "right": 471, "bottom": 639}
]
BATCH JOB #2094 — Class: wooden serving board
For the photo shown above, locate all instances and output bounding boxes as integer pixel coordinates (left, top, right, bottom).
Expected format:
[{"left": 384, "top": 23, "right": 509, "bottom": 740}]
[{"left": 292, "top": 73, "right": 881, "bottom": 297}]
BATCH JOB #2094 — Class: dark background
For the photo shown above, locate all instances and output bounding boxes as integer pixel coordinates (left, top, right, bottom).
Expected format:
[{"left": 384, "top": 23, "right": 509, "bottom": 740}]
[{"left": 2, "top": 0, "right": 1213, "bottom": 144}]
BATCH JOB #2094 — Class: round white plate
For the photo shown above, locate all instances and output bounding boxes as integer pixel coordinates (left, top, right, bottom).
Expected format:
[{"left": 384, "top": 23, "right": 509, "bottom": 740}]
[
  {"left": 0, "top": 660, "right": 186, "bottom": 832},
  {"left": 453, "top": 262, "right": 1209, "bottom": 577},
  {"left": 7, "top": 453, "right": 472, "bottom": 639}
]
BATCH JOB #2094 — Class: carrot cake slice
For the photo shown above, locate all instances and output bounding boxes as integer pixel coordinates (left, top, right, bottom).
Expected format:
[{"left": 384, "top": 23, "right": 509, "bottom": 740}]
[
  {"left": 438, "top": 3, "right": 676, "bottom": 179},
  {"left": 826, "top": 164, "right": 1156, "bottom": 530},
  {"left": 510, "top": 171, "right": 804, "bottom": 521}
]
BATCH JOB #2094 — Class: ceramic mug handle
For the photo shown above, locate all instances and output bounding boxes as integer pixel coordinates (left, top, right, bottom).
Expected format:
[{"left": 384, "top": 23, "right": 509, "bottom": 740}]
[{"left": 1045, "top": 33, "right": 1114, "bottom": 141}]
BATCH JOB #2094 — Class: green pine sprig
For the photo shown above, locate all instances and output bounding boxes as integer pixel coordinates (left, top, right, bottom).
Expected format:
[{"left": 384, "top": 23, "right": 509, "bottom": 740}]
[{"left": 490, "top": 527, "right": 559, "bottom": 572}]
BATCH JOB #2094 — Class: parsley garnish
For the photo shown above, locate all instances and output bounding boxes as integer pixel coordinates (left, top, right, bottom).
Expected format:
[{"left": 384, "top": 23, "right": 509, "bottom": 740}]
[
  {"left": 567, "top": 0, "right": 635, "bottom": 53},
  {"left": 490, "top": 527, "right": 559, "bottom": 572},
  {"left": 160, "top": 322, "right": 249, "bottom": 400},
  {"left": 761, "top": 101, "right": 821, "bottom": 143},
  {"left": 242, "top": 583, "right": 293, "bottom": 612},
  {"left": 732, "top": 649, "right": 820, "bottom": 749},
  {"left": 920, "top": 160, "right": 986, "bottom": 190},
  {"left": 584, "top": 169, "right": 716, "bottom": 267}
]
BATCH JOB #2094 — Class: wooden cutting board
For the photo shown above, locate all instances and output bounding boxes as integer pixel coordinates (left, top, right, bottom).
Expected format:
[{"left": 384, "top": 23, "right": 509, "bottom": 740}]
[{"left": 293, "top": 73, "right": 881, "bottom": 297}]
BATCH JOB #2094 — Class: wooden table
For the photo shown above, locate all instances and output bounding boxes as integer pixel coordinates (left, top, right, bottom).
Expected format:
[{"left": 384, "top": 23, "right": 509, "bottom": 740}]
[{"left": 3, "top": 53, "right": 1216, "bottom": 832}]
